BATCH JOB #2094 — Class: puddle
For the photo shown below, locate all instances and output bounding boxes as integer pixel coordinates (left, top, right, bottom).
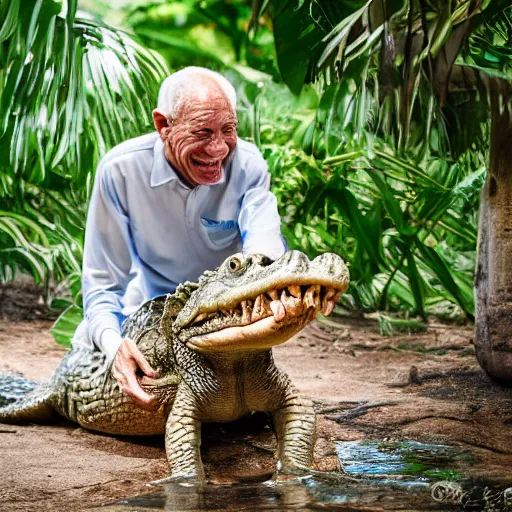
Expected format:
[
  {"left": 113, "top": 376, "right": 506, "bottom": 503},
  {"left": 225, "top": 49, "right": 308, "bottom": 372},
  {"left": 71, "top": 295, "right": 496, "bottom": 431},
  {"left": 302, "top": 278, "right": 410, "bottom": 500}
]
[
  {"left": 93, "top": 441, "right": 512, "bottom": 511},
  {"left": 335, "top": 440, "right": 472, "bottom": 483},
  {"left": 95, "top": 479, "right": 446, "bottom": 511}
]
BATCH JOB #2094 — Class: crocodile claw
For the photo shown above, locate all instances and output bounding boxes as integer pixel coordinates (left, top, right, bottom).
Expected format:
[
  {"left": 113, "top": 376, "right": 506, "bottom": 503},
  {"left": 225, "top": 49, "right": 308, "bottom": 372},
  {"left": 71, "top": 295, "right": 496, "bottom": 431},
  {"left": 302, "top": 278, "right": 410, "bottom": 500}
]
[{"left": 148, "top": 472, "right": 206, "bottom": 487}]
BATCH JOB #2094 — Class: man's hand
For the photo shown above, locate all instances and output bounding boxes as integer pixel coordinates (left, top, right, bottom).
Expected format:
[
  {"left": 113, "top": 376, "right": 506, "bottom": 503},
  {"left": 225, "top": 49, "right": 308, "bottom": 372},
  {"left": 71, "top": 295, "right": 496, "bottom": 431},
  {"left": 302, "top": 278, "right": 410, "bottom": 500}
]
[{"left": 112, "top": 338, "right": 158, "bottom": 411}]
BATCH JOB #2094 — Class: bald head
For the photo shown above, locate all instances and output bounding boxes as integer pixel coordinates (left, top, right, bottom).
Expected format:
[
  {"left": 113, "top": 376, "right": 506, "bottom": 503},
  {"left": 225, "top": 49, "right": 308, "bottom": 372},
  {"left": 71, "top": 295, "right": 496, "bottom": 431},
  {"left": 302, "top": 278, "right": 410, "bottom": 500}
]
[
  {"left": 156, "top": 67, "right": 236, "bottom": 121},
  {"left": 152, "top": 67, "right": 238, "bottom": 188}
]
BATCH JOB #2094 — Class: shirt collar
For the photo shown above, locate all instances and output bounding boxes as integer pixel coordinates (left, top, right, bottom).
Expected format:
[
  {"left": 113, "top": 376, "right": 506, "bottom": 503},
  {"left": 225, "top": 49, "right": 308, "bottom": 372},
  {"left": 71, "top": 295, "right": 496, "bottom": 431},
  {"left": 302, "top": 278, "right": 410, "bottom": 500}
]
[{"left": 151, "top": 137, "right": 228, "bottom": 188}]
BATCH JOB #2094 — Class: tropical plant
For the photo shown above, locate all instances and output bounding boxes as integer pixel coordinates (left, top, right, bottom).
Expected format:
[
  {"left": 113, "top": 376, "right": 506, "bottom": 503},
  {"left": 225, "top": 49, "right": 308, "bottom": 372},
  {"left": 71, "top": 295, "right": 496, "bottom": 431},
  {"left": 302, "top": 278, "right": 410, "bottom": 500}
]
[
  {"left": 253, "top": 0, "right": 512, "bottom": 379},
  {"left": 243, "top": 1, "right": 497, "bottom": 320},
  {"left": 3, "top": 0, "right": 511, "bottom": 362},
  {"left": 253, "top": 81, "right": 482, "bottom": 320},
  {"left": 1, "top": 0, "right": 167, "bottom": 341},
  {"left": 124, "top": 0, "right": 279, "bottom": 78}
]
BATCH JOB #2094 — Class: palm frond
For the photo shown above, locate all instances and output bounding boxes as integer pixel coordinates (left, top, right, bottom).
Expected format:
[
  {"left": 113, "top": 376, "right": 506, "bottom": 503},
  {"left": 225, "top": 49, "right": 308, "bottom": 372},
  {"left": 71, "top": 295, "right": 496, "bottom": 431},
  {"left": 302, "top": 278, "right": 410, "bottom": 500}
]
[
  {"left": 0, "top": 0, "right": 168, "bottom": 316},
  {"left": 1, "top": 2, "right": 168, "bottom": 193}
]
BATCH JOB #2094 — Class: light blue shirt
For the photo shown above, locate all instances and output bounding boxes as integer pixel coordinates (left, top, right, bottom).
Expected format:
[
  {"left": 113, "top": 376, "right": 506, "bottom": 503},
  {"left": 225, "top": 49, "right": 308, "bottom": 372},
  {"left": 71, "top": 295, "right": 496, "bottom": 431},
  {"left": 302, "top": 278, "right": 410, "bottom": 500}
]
[{"left": 82, "top": 132, "right": 286, "bottom": 357}]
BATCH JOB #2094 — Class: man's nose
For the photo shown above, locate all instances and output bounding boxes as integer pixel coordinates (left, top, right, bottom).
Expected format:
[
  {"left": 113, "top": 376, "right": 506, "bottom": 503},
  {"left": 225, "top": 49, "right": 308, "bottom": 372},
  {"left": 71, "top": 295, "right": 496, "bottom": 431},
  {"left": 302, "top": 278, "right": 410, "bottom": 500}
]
[{"left": 204, "top": 136, "right": 229, "bottom": 158}]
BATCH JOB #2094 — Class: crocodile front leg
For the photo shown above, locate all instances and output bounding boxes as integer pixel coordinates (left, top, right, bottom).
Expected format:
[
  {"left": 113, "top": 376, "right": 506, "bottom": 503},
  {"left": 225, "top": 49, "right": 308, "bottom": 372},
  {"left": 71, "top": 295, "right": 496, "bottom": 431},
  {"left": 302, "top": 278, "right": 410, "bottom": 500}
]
[
  {"left": 165, "top": 385, "right": 205, "bottom": 482},
  {"left": 273, "top": 385, "right": 316, "bottom": 475}
]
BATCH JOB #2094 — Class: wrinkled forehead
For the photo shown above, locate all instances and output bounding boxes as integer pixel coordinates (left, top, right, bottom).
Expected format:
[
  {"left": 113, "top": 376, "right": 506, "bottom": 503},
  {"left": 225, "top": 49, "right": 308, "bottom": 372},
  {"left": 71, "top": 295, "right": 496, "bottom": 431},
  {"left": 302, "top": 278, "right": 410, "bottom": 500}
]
[{"left": 175, "top": 76, "right": 236, "bottom": 123}]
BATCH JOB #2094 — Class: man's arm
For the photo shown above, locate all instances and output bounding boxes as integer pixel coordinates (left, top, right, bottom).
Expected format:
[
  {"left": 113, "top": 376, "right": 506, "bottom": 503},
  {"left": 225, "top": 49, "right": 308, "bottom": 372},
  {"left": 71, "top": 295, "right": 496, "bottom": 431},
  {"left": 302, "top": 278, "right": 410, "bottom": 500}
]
[
  {"left": 82, "top": 158, "right": 133, "bottom": 352},
  {"left": 237, "top": 152, "right": 287, "bottom": 260},
  {"left": 83, "top": 159, "right": 157, "bottom": 410}
]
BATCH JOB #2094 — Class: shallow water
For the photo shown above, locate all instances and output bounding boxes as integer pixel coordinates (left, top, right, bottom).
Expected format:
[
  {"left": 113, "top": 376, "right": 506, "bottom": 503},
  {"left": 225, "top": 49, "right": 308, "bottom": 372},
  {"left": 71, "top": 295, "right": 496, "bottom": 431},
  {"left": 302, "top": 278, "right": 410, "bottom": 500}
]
[
  {"left": 95, "top": 441, "right": 512, "bottom": 511},
  {"left": 97, "top": 479, "right": 445, "bottom": 511},
  {"left": 335, "top": 440, "right": 472, "bottom": 482}
]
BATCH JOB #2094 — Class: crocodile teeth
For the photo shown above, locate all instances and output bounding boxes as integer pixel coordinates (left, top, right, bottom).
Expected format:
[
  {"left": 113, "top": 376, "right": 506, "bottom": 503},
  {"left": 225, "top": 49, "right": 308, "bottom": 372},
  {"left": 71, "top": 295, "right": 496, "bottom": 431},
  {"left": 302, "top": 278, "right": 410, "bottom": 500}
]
[
  {"left": 321, "top": 288, "right": 338, "bottom": 316},
  {"left": 270, "top": 300, "right": 286, "bottom": 323},
  {"left": 303, "top": 285, "right": 321, "bottom": 309},
  {"left": 251, "top": 294, "right": 271, "bottom": 322},
  {"left": 281, "top": 289, "right": 303, "bottom": 317},
  {"left": 267, "top": 289, "right": 279, "bottom": 301},
  {"left": 241, "top": 300, "right": 252, "bottom": 324},
  {"left": 321, "top": 300, "right": 335, "bottom": 316},
  {"left": 192, "top": 312, "right": 208, "bottom": 324},
  {"left": 288, "top": 285, "right": 301, "bottom": 299},
  {"left": 252, "top": 295, "right": 263, "bottom": 321}
]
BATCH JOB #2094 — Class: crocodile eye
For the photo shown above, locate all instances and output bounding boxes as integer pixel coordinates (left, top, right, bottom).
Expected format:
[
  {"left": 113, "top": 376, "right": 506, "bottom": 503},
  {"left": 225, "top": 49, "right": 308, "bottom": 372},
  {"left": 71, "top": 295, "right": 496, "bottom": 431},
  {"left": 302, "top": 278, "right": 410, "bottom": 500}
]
[{"left": 228, "top": 256, "right": 243, "bottom": 273}]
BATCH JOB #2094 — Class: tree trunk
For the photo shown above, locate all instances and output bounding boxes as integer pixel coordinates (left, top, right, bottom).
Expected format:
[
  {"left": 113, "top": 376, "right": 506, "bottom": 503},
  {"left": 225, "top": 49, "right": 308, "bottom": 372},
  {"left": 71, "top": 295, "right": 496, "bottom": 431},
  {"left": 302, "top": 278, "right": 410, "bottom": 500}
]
[{"left": 474, "top": 98, "right": 512, "bottom": 384}]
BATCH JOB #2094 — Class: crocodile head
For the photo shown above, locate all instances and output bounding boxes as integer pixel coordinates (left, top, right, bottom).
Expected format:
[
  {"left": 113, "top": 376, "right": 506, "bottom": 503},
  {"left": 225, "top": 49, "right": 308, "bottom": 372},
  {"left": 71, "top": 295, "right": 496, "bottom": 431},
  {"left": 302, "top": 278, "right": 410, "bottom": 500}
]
[{"left": 171, "top": 250, "right": 349, "bottom": 352}]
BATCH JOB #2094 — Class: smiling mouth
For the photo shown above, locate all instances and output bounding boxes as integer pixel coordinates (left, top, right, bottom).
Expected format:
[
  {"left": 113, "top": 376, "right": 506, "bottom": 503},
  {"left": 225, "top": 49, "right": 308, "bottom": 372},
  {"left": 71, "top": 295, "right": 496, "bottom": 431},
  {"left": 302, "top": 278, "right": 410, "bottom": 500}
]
[{"left": 191, "top": 156, "right": 222, "bottom": 173}]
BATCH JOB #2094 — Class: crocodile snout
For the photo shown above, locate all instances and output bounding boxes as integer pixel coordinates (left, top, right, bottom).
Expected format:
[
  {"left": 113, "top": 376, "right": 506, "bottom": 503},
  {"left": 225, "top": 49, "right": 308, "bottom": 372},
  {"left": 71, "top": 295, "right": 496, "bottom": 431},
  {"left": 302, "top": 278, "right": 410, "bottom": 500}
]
[{"left": 311, "top": 252, "right": 350, "bottom": 286}]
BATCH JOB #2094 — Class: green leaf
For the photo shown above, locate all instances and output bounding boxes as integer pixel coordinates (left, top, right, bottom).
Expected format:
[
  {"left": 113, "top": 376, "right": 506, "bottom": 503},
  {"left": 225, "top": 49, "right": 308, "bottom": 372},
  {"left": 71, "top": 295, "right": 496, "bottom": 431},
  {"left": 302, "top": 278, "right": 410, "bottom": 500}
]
[
  {"left": 271, "top": 0, "right": 329, "bottom": 93},
  {"left": 404, "top": 246, "right": 425, "bottom": 317},
  {"left": 50, "top": 305, "right": 83, "bottom": 348},
  {"left": 135, "top": 29, "right": 226, "bottom": 66},
  {"left": 318, "top": 0, "right": 373, "bottom": 67},
  {"left": 416, "top": 243, "right": 473, "bottom": 317},
  {"left": 430, "top": 17, "right": 453, "bottom": 58},
  {"left": 366, "top": 169, "right": 405, "bottom": 233},
  {"left": 334, "top": 187, "right": 385, "bottom": 270},
  {"left": 0, "top": 0, "right": 20, "bottom": 42},
  {"left": 0, "top": 247, "right": 47, "bottom": 284}
]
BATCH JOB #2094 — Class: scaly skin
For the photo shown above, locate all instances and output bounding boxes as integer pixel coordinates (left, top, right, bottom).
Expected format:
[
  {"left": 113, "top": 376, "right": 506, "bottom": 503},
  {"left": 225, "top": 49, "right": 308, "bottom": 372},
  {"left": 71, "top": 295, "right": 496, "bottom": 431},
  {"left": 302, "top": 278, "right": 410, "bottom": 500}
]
[{"left": 0, "top": 251, "right": 349, "bottom": 480}]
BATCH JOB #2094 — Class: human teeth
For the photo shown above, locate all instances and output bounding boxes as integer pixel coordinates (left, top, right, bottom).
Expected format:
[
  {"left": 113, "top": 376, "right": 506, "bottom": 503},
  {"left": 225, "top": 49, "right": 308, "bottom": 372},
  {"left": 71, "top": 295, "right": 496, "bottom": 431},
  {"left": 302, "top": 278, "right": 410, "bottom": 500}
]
[
  {"left": 303, "top": 285, "right": 321, "bottom": 309},
  {"left": 194, "top": 158, "right": 218, "bottom": 165},
  {"left": 270, "top": 300, "right": 286, "bottom": 322}
]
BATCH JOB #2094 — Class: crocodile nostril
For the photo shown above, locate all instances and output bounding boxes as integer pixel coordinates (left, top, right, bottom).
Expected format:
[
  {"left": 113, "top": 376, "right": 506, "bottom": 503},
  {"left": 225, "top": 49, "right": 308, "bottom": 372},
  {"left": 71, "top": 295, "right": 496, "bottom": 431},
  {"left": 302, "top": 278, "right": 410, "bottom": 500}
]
[{"left": 260, "top": 256, "right": 273, "bottom": 267}]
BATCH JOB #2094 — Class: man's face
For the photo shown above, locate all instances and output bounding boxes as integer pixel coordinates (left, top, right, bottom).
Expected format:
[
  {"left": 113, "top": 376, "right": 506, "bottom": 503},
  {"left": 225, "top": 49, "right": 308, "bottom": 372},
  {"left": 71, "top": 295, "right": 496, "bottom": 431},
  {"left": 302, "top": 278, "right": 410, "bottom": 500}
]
[{"left": 163, "top": 91, "right": 237, "bottom": 187}]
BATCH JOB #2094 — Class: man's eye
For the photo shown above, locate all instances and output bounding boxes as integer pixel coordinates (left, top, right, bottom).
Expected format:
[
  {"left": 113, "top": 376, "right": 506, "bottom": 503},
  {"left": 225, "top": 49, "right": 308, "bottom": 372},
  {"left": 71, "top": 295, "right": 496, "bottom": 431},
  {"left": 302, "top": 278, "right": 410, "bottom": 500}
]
[
  {"left": 223, "top": 126, "right": 236, "bottom": 135},
  {"left": 194, "top": 130, "right": 211, "bottom": 138}
]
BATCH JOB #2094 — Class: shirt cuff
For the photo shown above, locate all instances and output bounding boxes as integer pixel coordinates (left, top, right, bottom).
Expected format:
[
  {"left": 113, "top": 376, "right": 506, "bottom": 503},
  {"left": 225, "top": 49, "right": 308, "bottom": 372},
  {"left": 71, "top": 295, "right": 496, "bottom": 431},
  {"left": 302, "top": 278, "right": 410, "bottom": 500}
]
[
  {"left": 98, "top": 328, "right": 123, "bottom": 362},
  {"left": 243, "top": 234, "right": 287, "bottom": 261}
]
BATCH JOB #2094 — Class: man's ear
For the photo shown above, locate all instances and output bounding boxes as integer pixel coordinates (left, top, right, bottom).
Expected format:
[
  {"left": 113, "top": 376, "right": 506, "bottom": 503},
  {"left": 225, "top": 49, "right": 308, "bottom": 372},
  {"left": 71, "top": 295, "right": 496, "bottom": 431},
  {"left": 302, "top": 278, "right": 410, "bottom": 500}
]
[{"left": 152, "top": 110, "right": 169, "bottom": 138}]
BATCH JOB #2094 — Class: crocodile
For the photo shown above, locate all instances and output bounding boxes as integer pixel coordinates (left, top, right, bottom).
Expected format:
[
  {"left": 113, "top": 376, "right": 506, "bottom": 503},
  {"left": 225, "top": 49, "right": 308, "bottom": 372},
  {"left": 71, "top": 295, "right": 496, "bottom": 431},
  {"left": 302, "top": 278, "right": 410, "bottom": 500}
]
[{"left": 0, "top": 250, "right": 349, "bottom": 481}]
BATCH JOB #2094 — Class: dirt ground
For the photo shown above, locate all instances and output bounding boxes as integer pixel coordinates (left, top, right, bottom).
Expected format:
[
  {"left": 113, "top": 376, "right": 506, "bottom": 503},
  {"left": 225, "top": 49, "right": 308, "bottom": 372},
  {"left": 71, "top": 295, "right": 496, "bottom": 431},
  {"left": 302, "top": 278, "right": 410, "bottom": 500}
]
[{"left": 0, "top": 284, "right": 511, "bottom": 511}]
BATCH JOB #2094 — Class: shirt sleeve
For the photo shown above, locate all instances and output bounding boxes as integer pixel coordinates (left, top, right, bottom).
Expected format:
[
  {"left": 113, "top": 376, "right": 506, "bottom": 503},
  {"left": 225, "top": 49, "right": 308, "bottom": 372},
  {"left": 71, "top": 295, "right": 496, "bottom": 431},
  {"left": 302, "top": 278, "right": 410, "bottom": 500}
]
[
  {"left": 82, "top": 158, "right": 134, "bottom": 355},
  {"left": 237, "top": 151, "right": 287, "bottom": 261}
]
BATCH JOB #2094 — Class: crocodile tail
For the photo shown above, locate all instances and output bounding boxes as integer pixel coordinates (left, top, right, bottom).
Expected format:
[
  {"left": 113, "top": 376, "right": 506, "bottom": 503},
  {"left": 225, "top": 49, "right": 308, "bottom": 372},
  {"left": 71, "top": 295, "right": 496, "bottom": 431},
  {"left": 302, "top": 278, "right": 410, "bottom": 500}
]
[
  {"left": 0, "top": 374, "right": 38, "bottom": 406},
  {"left": 0, "top": 374, "right": 57, "bottom": 423}
]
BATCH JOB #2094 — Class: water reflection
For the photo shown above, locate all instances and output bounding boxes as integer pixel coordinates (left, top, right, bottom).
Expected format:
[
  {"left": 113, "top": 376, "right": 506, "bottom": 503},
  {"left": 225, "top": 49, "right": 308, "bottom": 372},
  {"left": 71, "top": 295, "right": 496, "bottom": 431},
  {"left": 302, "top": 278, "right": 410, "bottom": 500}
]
[
  {"left": 96, "top": 440, "right": 512, "bottom": 511},
  {"left": 335, "top": 440, "right": 472, "bottom": 482},
  {"left": 102, "top": 477, "right": 443, "bottom": 511},
  {"left": 161, "top": 480, "right": 312, "bottom": 511}
]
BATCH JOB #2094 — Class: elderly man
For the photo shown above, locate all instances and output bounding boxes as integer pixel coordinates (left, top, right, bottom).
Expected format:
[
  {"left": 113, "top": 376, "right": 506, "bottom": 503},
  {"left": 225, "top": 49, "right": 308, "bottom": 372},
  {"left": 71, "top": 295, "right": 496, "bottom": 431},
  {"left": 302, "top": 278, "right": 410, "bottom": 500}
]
[{"left": 74, "top": 67, "right": 286, "bottom": 410}]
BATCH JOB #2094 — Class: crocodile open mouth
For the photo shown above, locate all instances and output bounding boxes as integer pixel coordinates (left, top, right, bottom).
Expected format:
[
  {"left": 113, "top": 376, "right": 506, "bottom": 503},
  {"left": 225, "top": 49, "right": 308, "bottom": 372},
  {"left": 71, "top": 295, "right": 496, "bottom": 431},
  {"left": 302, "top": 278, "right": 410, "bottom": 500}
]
[{"left": 183, "top": 284, "right": 339, "bottom": 352}]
